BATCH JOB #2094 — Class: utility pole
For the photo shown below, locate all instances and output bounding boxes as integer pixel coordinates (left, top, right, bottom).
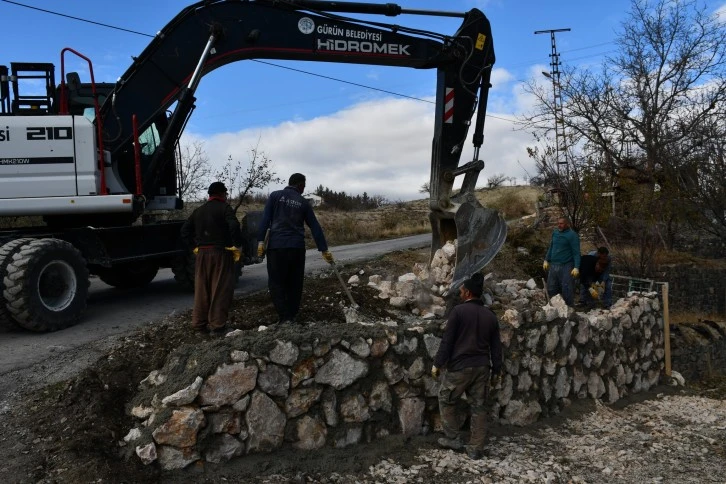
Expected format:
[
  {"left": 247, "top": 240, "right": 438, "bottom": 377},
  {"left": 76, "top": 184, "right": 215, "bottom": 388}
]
[{"left": 535, "top": 28, "right": 570, "bottom": 181}]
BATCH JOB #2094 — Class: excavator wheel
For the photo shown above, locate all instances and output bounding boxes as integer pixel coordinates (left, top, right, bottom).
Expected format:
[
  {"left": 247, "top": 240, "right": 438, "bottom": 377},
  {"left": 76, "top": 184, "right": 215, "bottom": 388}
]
[
  {"left": 4, "top": 238, "right": 90, "bottom": 332},
  {"left": 97, "top": 262, "right": 159, "bottom": 289},
  {"left": 0, "top": 237, "right": 36, "bottom": 330}
]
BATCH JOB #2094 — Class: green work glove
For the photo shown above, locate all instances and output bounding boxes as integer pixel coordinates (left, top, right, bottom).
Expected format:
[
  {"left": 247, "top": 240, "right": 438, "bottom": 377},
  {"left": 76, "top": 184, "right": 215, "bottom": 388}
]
[
  {"left": 257, "top": 242, "right": 265, "bottom": 258},
  {"left": 543, "top": 261, "right": 549, "bottom": 271},
  {"left": 431, "top": 365, "right": 440, "bottom": 378},
  {"left": 571, "top": 268, "right": 580, "bottom": 278},
  {"left": 322, "top": 251, "right": 334, "bottom": 264}
]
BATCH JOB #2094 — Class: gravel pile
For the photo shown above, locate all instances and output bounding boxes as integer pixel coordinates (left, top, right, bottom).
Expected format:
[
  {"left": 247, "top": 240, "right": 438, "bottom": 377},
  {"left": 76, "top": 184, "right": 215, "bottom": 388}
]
[{"left": 260, "top": 392, "right": 726, "bottom": 483}]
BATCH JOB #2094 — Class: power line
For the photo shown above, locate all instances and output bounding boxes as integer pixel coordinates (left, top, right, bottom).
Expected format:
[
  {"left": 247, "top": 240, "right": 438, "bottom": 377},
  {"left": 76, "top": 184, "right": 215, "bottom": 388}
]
[
  {"left": 0, "top": 0, "right": 153, "bottom": 37},
  {"left": 2, "top": 0, "right": 520, "bottom": 125}
]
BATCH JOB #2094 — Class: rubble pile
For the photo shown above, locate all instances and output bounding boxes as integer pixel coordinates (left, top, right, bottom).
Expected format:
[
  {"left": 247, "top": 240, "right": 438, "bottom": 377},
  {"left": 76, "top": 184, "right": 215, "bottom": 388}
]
[{"left": 122, "top": 261, "right": 667, "bottom": 470}]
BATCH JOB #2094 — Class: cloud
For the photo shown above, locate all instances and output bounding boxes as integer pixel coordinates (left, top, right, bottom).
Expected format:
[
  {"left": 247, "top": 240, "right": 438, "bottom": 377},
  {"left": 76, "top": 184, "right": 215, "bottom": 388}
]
[
  {"left": 185, "top": 96, "right": 535, "bottom": 202},
  {"left": 716, "top": 3, "right": 726, "bottom": 21}
]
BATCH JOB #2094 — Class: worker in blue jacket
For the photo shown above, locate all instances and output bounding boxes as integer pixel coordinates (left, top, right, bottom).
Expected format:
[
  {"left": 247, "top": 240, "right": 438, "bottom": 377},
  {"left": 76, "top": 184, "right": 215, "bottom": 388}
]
[
  {"left": 543, "top": 216, "right": 581, "bottom": 306},
  {"left": 257, "top": 173, "right": 333, "bottom": 324}
]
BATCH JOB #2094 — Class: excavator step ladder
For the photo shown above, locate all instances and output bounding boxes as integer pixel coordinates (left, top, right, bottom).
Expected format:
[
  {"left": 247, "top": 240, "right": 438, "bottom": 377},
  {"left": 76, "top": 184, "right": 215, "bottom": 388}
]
[{"left": 9, "top": 62, "right": 56, "bottom": 115}]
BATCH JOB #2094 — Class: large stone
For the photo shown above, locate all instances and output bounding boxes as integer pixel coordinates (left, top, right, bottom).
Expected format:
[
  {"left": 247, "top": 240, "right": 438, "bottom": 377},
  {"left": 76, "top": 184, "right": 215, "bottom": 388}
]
[
  {"left": 382, "top": 356, "right": 405, "bottom": 384},
  {"left": 322, "top": 388, "right": 338, "bottom": 427},
  {"left": 554, "top": 367, "right": 571, "bottom": 399},
  {"left": 423, "top": 334, "right": 441, "bottom": 359},
  {"left": 334, "top": 427, "right": 362, "bottom": 448},
  {"left": 502, "top": 309, "right": 522, "bottom": 328},
  {"left": 294, "top": 415, "right": 328, "bottom": 450},
  {"left": 543, "top": 326, "right": 559, "bottom": 353},
  {"left": 205, "top": 434, "right": 244, "bottom": 463},
  {"left": 368, "top": 380, "right": 393, "bottom": 413},
  {"left": 406, "top": 357, "right": 425, "bottom": 380},
  {"left": 157, "top": 446, "right": 200, "bottom": 470},
  {"left": 152, "top": 407, "right": 205, "bottom": 447},
  {"left": 398, "top": 398, "right": 425, "bottom": 436},
  {"left": 199, "top": 363, "right": 258, "bottom": 406},
  {"left": 503, "top": 400, "right": 542, "bottom": 426},
  {"left": 285, "top": 387, "right": 323, "bottom": 418},
  {"left": 349, "top": 337, "right": 371, "bottom": 358},
  {"left": 315, "top": 350, "right": 369, "bottom": 390},
  {"left": 136, "top": 442, "right": 157, "bottom": 465},
  {"left": 161, "top": 376, "right": 203, "bottom": 407},
  {"left": 207, "top": 411, "right": 242, "bottom": 434},
  {"left": 257, "top": 364, "right": 290, "bottom": 397},
  {"left": 587, "top": 372, "right": 606, "bottom": 399},
  {"left": 370, "top": 338, "right": 390, "bottom": 357},
  {"left": 393, "top": 336, "right": 418, "bottom": 355},
  {"left": 340, "top": 393, "right": 370, "bottom": 422},
  {"left": 246, "top": 391, "right": 286, "bottom": 452},
  {"left": 269, "top": 340, "right": 300, "bottom": 366},
  {"left": 291, "top": 357, "right": 317, "bottom": 388}
]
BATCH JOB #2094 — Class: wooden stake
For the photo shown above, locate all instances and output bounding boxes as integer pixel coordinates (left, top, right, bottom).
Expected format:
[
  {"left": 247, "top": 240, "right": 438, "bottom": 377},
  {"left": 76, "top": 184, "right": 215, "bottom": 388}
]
[{"left": 662, "top": 283, "right": 671, "bottom": 377}]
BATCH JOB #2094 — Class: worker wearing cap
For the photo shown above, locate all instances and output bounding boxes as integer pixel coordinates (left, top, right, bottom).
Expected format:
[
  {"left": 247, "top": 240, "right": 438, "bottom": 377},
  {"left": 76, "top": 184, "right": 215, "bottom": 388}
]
[
  {"left": 181, "top": 181, "right": 243, "bottom": 334},
  {"left": 432, "top": 272, "right": 503, "bottom": 460},
  {"left": 257, "top": 173, "right": 333, "bottom": 324},
  {"left": 579, "top": 246, "right": 613, "bottom": 309},
  {"left": 543, "top": 216, "right": 581, "bottom": 306}
]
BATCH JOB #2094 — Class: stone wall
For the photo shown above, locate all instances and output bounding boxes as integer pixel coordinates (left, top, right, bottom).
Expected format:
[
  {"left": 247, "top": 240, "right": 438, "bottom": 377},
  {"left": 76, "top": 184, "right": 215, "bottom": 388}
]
[
  {"left": 670, "top": 320, "right": 726, "bottom": 381},
  {"left": 123, "top": 288, "right": 665, "bottom": 470}
]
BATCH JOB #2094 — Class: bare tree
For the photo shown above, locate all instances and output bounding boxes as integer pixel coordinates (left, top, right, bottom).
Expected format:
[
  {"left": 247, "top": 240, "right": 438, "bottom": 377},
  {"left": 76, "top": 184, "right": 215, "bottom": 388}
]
[
  {"left": 177, "top": 140, "right": 212, "bottom": 201},
  {"left": 215, "top": 138, "right": 282, "bottom": 214},
  {"left": 419, "top": 181, "right": 430, "bottom": 194},
  {"left": 525, "top": 0, "right": 726, "bottom": 184},
  {"left": 487, "top": 173, "right": 507, "bottom": 188},
  {"left": 522, "top": 0, "right": 726, "bottom": 251}
]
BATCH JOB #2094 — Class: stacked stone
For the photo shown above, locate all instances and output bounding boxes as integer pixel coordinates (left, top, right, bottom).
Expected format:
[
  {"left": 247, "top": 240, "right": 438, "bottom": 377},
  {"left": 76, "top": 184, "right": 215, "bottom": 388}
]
[
  {"left": 124, "top": 285, "right": 665, "bottom": 470},
  {"left": 125, "top": 327, "right": 446, "bottom": 470},
  {"left": 361, "top": 241, "right": 456, "bottom": 318},
  {"left": 495, "top": 292, "right": 665, "bottom": 425}
]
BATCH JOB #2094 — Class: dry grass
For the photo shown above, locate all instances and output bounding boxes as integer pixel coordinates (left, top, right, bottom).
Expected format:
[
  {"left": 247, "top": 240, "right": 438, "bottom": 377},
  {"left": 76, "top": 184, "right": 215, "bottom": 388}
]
[{"left": 669, "top": 311, "right": 725, "bottom": 325}]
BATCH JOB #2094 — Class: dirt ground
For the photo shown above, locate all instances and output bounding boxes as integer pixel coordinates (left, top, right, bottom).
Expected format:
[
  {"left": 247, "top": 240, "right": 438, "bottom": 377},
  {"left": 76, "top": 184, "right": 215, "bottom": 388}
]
[{"left": 0, "top": 246, "right": 723, "bottom": 484}]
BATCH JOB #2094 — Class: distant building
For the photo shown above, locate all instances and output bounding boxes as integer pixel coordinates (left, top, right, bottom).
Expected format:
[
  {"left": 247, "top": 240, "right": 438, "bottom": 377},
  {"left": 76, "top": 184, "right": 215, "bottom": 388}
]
[{"left": 303, "top": 193, "right": 322, "bottom": 207}]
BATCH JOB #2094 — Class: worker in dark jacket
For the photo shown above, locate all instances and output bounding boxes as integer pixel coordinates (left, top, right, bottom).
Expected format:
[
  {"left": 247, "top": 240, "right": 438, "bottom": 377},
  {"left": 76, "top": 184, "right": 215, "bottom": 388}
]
[
  {"left": 257, "top": 173, "right": 333, "bottom": 324},
  {"left": 181, "top": 181, "right": 243, "bottom": 334},
  {"left": 432, "top": 272, "right": 503, "bottom": 460},
  {"left": 579, "top": 246, "right": 613, "bottom": 309},
  {"left": 543, "top": 216, "right": 581, "bottom": 306}
]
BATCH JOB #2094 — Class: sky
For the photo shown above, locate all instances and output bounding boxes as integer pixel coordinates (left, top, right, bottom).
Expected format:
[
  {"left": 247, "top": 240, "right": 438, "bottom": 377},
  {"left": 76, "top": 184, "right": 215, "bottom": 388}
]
[{"left": 2, "top": 0, "right": 726, "bottom": 201}]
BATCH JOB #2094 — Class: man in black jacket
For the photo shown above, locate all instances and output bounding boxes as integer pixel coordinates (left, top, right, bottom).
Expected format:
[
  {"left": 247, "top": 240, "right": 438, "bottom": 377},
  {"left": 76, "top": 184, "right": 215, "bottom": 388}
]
[
  {"left": 181, "top": 181, "right": 243, "bottom": 334},
  {"left": 432, "top": 273, "right": 503, "bottom": 459}
]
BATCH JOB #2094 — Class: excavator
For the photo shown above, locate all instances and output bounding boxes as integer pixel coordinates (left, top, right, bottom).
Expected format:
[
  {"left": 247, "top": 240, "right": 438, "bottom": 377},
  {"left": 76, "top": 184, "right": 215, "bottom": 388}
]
[{"left": 0, "top": 0, "right": 506, "bottom": 331}]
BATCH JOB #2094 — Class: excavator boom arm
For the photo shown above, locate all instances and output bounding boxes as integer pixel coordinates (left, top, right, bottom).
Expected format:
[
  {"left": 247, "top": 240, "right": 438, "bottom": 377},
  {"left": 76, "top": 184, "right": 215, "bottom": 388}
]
[{"left": 98, "top": 0, "right": 505, "bottom": 285}]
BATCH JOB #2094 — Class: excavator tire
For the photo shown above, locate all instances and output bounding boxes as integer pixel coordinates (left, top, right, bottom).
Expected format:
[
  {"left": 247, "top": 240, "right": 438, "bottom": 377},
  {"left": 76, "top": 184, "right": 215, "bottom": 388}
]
[
  {"left": 0, "top": 238, "right": 36, "bottom": 330},
  {"left": 97, "top": 262, "right": 159, "bottom": 289},
  {"left": 4, "top": 238, "right": 89, "bottom": 332}
]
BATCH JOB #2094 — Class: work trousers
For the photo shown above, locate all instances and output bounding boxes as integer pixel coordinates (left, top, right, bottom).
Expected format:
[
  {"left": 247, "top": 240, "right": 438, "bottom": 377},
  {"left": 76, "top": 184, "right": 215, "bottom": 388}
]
[
  {"left": 266, "top": 248, "right": 306, "bottom": 322},
  {"left": 438, "top": 365, "right": 490, "bottom": 451},
  {"left": 547, "top": 261, "right": 574, "bottom": 306},
  {"left": 192, "top": 248, "right": 235, "bottom": 330}
]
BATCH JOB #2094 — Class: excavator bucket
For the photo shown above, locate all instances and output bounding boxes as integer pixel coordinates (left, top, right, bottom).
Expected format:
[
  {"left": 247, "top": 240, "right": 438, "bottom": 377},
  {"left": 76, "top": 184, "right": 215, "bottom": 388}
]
[{"left": 430, "top": 194, "right": 507, "bottom": 291}]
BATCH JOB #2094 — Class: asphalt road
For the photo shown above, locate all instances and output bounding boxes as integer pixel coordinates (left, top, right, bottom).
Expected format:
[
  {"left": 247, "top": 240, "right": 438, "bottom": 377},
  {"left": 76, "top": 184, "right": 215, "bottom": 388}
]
[{"left": 0, "top": 234, "right": 429, "bottom": 402}]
